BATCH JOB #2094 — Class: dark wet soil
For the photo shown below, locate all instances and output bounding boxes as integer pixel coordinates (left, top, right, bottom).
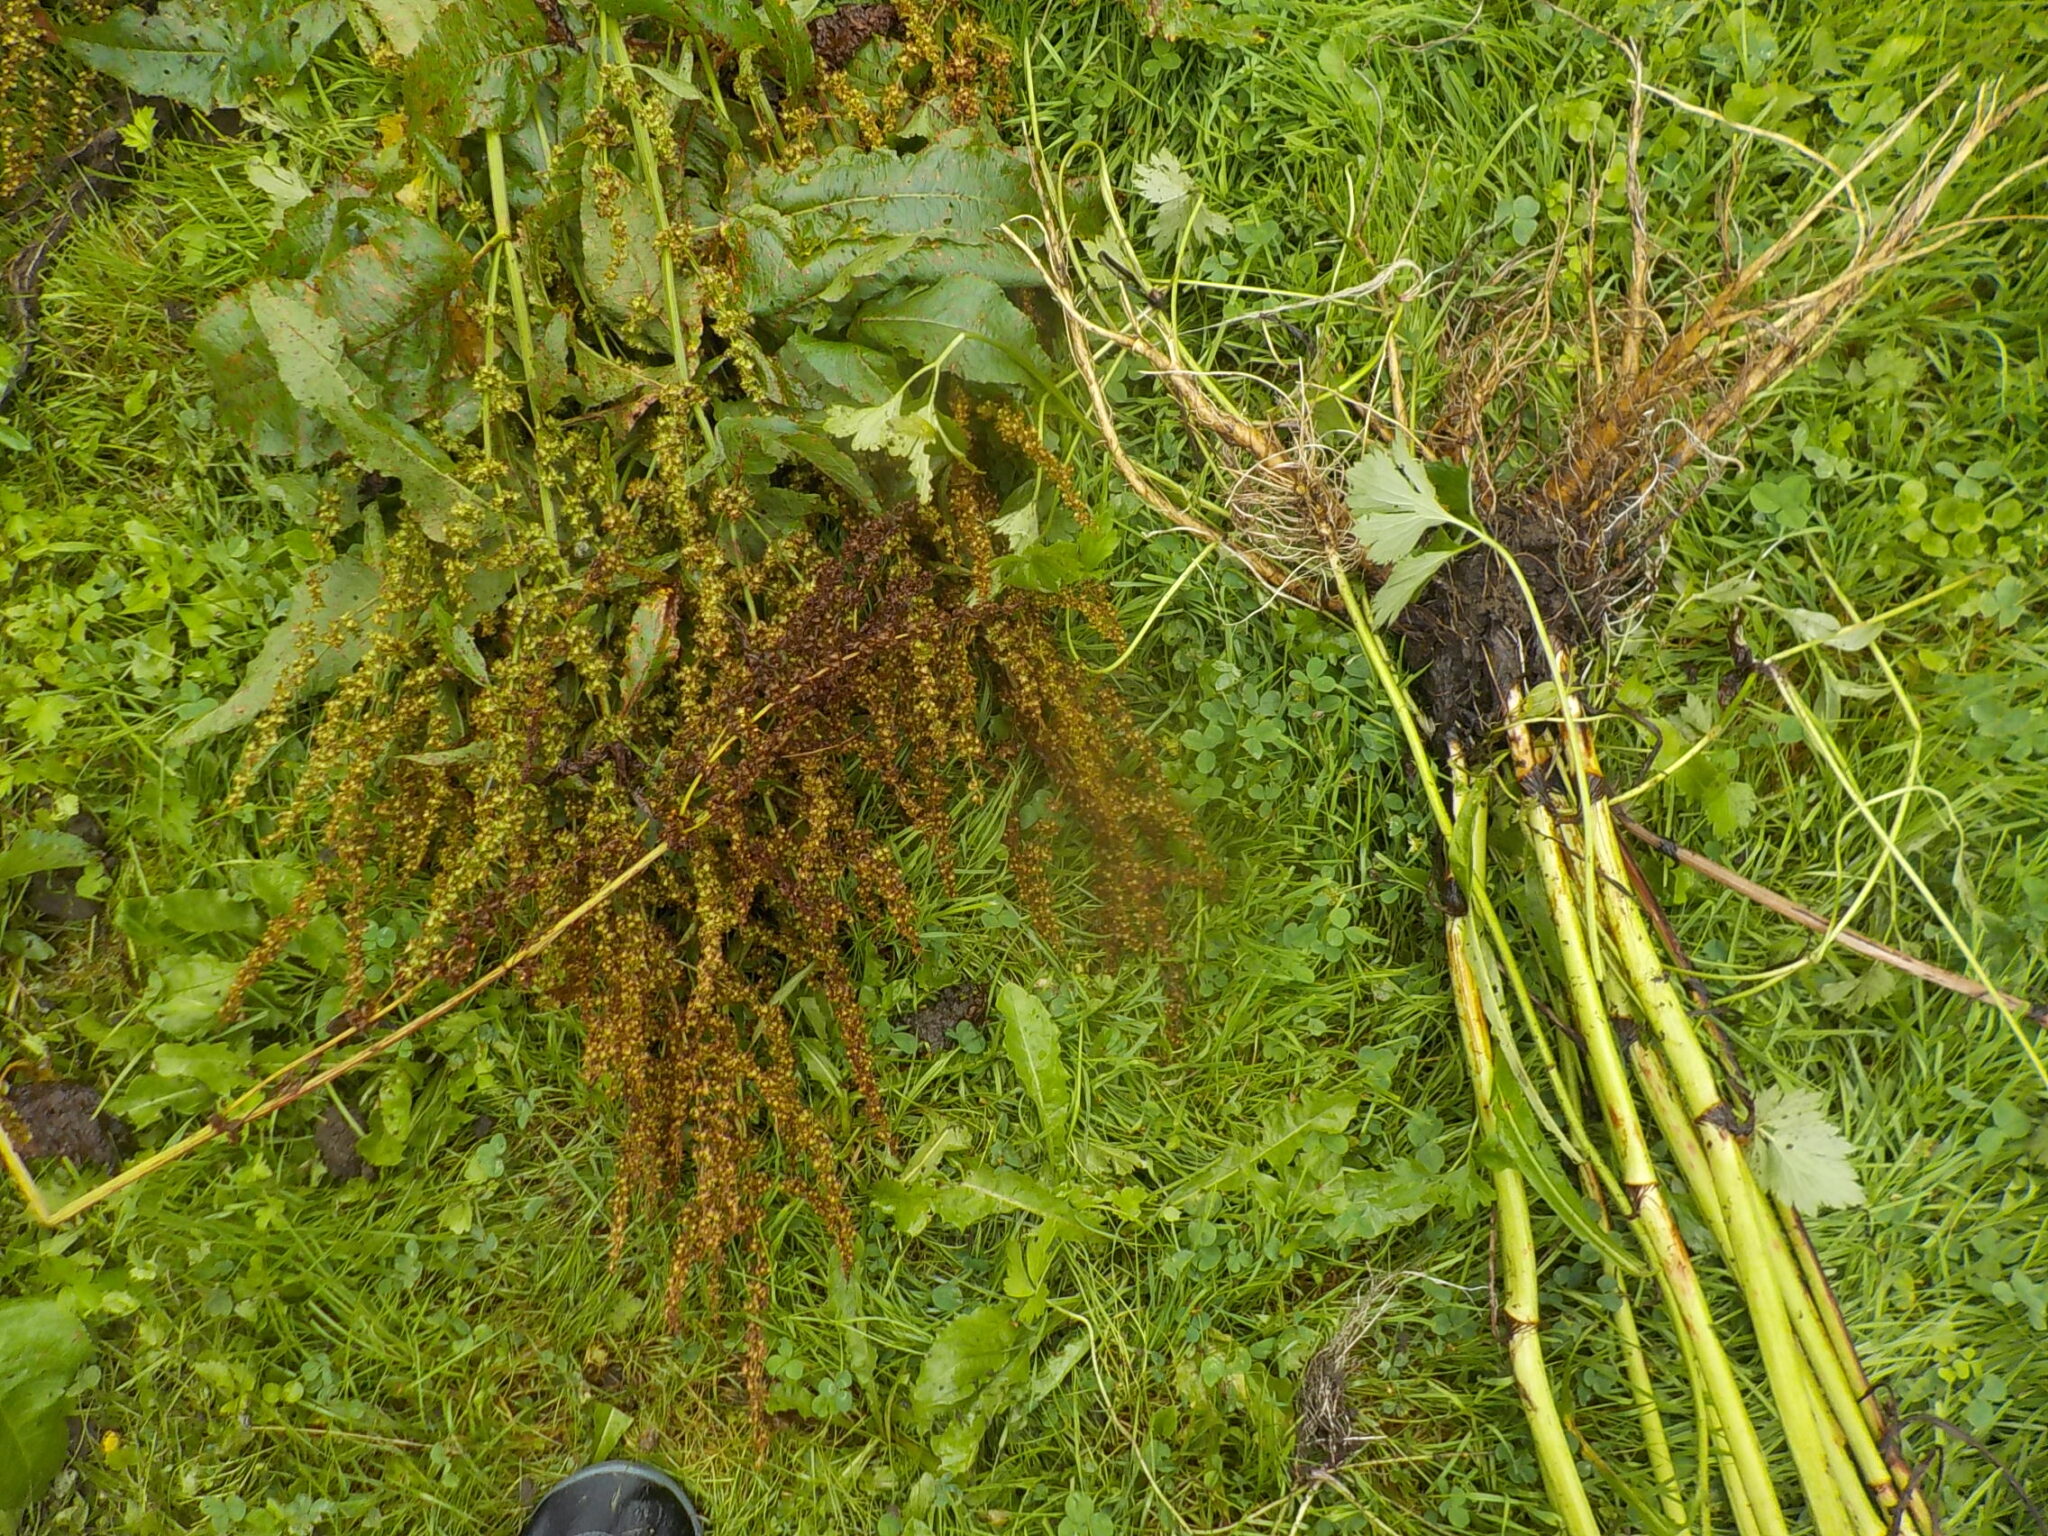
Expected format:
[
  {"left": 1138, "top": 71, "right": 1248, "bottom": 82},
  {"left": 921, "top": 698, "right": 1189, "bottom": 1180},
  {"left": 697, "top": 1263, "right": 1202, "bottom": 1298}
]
[
  {"left": 5, "top": 1080, "right": 132, "bottom": 1167},
  {"left": 897, "top": 981, "right": 986, "bottom": 1053},
  {"left": 1394, "top": 494, "right": 1610, "bottom": 743}
]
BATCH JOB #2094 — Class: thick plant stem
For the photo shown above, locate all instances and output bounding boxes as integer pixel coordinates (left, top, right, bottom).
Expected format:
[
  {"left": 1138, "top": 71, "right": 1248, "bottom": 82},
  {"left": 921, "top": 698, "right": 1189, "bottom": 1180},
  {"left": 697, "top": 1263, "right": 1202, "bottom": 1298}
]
[
  {"left": 1588, "top": 1177, "right": 1687, "bottom": 1532},
  {"left": 1509, "top": 717, "right": 1791, "bottom": 1534},
  {"left": 1444, "top": 760, "right": 1602, "bottom": 1536},
  {"left": 1577, "top": 778, "right": 1882, "bottom": 1536}
]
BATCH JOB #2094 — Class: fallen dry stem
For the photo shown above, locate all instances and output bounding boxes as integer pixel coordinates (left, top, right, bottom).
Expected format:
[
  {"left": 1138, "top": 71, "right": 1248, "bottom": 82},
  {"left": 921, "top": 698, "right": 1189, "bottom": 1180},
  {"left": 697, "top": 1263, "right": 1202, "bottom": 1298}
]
[{"left": 1613, "top": 810, "right": 2048, "bottom": 1028}]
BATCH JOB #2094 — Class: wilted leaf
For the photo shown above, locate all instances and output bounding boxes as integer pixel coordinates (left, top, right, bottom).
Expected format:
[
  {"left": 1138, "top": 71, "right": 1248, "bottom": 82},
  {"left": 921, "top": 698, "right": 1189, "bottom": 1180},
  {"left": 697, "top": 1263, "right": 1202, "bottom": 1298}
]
[
  {"left": 145, "top": 955, "right": 241, "bottom": 1037},
  {"left": 103, "top": 1074, "right": 208, "bottom": 1128},
  {"left": 139, "top": 888, "right": 260, "bottom": 938},
  {"left": 704, "top": 411, "right": 880, "bottom": 510},
  {"left": 594, "top": 0, "right": 772, "bottom": 50},
  {"left": 0, "top": 1300, "right": 93, "bottom": 1513},
  {"left": 1133, "top": 0, "right": 1263, "bottom": 44},
  {"left": 62, "top": 2, "right": 238, "bottom": 107},
  {"left": 169, "top": 555, "right": 379, "bottom": 746},
  {"left": 308, "top": 208, "right": 469, "bottom": 350},
  {"left": 193, "top": 294, "right": 339, "bottom": 463},
  {"left": 726, "top": 130, "right": 1040, "bottom": 313},
  {"left": 994, "top": 982, "right": 1070, "bottom": 1153},
  {"left": 621, "top": 593, "right": 676, "bottom": 705},
  {"left": 1487, "top": 1068, "right": 1646, "bottom": 1275},
  {"left": 1750, "top": 1084, "right": 1866, "bottom": 1213}
]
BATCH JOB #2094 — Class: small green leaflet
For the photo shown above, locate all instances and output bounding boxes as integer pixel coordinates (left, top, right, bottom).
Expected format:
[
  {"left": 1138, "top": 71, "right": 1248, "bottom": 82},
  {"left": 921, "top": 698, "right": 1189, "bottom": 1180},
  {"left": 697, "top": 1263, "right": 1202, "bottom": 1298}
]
[
  {"left": 821, "top": 392, "right": 948, "bottom": 503},
  {"left": 1777, "top": 606, "right": 1882, "bottom": 652},
  {"left": 1749, "top": 1085, "right": 1866, "bottom": 1214},
  {"left": 1132, "top": 150, "right": 1234, "bottom": 255},
  {"left": 1370, "top": 544, "right": 1462, "bottom": 629},
  {"left": 247, "top": 283, "right": 479, "bottom": 539},
  {"left": 995, "top": 982, "right": 1070, "bottom": 1156},
  {"left": 1347, "top": 440, "right": 1469, "bottom": 627},
  {"left": 1346, "top": 439, "right": 1460, "bottom": 562}
]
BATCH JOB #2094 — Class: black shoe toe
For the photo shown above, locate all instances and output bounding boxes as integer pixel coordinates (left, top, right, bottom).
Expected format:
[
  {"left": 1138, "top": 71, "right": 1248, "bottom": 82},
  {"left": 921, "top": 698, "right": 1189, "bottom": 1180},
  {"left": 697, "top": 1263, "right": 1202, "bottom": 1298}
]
[{"left": 518, "top": 1461, "right": 704, "bottom": 1536}]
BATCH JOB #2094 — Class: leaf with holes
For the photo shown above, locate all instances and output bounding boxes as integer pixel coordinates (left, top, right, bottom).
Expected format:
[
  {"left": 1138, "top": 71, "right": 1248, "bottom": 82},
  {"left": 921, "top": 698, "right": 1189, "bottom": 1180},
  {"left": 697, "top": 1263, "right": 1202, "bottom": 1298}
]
[
  {"left": 910, "top": 1305, "right": 1021, "bottom": 1427},
  {"left": 726, "top": 129, "right": 1040, "bottom": 313}
]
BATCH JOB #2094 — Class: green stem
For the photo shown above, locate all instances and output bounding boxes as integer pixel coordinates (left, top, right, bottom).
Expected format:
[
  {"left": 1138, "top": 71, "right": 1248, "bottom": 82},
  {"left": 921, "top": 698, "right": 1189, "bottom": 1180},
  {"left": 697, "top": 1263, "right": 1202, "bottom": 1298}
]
[
  {"left": 1445, "top": 760, "right": 1602, "bottom": 1536},
  {"left": 1328, "top": 563, "right": 1454, "bottom": 839},
  {"left": 605, "top": 17, "right": 697, "bottom": 385},
  {"left": 485, "top": 130, "right": 559, "bottom": 547},
  {"left": 1581, "top": 787, "right": 1878, "bottom": 1536},
  {"left": 1511, "top": 716, "right": 1792, "bottom": 1536}
]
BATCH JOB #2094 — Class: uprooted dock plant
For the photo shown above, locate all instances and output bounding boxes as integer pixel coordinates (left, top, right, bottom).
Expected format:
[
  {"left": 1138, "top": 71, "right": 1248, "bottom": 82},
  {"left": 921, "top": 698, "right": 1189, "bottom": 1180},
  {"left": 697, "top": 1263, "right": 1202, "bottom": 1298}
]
[
  {"left": 2, "top": 0, "right": 1202, "bottom": 1422},
  {"left": 1029, "top": 52, "right": 2043, "bottom": 1536}
]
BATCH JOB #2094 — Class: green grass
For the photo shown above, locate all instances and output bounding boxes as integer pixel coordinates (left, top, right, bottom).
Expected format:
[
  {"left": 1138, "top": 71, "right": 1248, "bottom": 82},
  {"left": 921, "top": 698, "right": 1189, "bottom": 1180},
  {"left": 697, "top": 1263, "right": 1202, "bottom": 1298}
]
[{"left": 5, "top": 2, "right": 2047, "bottom": 1534}]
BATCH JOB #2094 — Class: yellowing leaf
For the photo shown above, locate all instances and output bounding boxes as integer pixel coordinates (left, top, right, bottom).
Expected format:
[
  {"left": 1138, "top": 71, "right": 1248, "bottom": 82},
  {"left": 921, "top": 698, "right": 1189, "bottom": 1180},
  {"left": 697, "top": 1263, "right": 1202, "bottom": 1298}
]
[{"left": 821, "top": 393, "right": 946, "bottom": 502}]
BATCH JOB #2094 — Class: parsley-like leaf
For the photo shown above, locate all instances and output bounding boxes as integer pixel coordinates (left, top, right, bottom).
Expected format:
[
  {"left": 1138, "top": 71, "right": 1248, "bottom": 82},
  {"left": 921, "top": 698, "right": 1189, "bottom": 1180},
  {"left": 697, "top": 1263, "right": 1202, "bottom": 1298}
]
[
  {"left": 1132, "top": 150, "right": 1233, "bottom": 255},
  {"left": 1346, "top": 439, "right": 1460, "bottom": 564},
  {"left": 1749, "top": 1084, "right": 1866, "bottom": 1213}
]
